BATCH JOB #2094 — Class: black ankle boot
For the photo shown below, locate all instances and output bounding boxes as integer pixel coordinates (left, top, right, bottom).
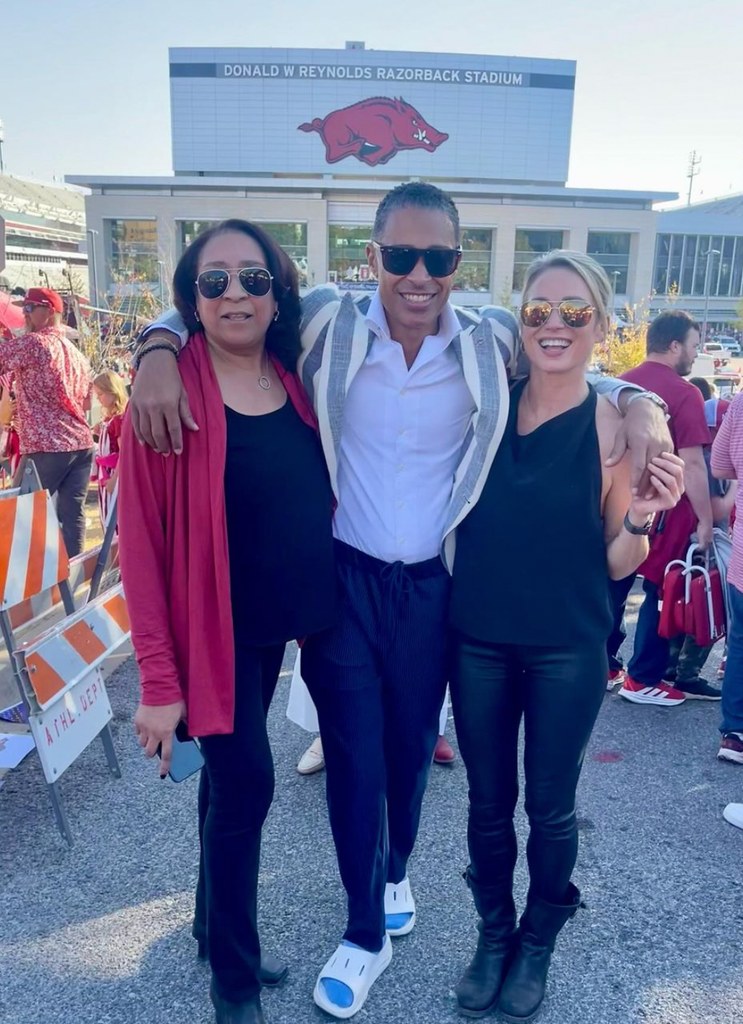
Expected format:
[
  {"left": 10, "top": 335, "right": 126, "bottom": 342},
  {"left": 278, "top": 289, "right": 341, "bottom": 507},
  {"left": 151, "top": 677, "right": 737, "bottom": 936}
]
[
  {"left": 455, "top": 869, "right": 517, "bottom": 1018},
  {"left": 258, "top": 952, "right": 289, "bottom": 988},
  {"left": 209, "top": 981, "right": 265, "bottom": 1024},
  {"left": 198, "top": 938, "right": 288, "bottom": 989},
  {"left": 498, "top": 883, "right": 582, "bottom": 1023}
]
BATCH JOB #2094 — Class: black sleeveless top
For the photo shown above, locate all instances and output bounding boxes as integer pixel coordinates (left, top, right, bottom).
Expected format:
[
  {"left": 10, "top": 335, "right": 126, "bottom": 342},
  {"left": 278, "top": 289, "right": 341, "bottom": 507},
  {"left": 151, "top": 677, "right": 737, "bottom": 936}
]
[
  {"left": 224, "top": 399, "right": 336, "bottom": 647},
  {"left": 449, "top": 378, "right": 612, "bottom": 647}
]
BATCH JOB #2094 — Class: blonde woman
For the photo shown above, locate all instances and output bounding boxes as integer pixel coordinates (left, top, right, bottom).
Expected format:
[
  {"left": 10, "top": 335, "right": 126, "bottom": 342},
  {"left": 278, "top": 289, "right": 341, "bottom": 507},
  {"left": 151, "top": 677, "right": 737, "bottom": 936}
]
[
  {"left": 448, "top": 251, "right": 684, "bottom": 1022},
  {"left": 92, "top": 369, "right": 128, "bottom": 525}
]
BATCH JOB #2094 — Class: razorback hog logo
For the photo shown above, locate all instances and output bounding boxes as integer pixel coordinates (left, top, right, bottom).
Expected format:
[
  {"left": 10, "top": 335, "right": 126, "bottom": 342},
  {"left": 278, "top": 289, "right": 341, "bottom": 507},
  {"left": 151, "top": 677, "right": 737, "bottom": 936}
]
[{"left": 298, "top": 96, "right": 448, "bottom": 166}]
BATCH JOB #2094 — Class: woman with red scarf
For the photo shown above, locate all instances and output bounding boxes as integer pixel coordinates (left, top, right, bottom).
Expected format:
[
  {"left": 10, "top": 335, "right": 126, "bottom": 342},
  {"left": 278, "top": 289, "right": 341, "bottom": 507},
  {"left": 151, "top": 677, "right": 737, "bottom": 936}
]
[{"left": 118, "top": 220, "right": 337, "bottom": 1024}]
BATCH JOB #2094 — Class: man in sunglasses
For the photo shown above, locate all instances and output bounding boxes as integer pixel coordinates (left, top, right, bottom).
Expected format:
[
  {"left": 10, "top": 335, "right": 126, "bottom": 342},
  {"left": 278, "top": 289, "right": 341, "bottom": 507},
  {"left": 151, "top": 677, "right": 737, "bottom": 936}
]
[
  {"left": 0, "top": 287, "right": 93, "bottom": 557},
  {"left": 128, "top": 188, "right": 671, "bottom": 1019}
]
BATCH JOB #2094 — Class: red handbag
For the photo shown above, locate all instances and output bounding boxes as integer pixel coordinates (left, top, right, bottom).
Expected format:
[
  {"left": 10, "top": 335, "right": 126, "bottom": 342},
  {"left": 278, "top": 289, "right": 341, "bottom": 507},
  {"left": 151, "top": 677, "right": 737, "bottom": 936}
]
[
  {"left": 659, "top": 542, "right": 727, "bottom": 645},
  {"left": 686, "top": 564, "right": 726, "bottom": 646},
  {"left": 658, "top": 559, "right": 688, "bottom": 639}
]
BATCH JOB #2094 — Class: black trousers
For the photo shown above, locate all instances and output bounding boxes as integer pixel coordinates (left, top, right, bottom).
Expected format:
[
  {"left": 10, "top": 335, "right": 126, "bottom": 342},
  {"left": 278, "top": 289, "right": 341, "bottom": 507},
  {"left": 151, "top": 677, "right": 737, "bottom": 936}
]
[
  {"left": 301, "top": 541, "right": 450, "bottom": 952},
  {"left": 449, "top": 634, "right": 606, "bottom": 904},
  {"left": 15, "top": 449, "right": 94, "bottom": 557},
  {"left": 196, "top": 642, "right": 284, "bottom": 1003}
]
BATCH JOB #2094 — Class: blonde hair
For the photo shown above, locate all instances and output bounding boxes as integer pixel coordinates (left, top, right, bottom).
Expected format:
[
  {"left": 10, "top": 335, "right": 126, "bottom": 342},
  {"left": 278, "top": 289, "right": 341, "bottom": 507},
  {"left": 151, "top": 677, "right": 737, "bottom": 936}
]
[
  {"left": 93, "top": 370, "right": 128, "bottom": 417},
  {"left": 522, "top": 250, "right": 612, "bottom": 334}
]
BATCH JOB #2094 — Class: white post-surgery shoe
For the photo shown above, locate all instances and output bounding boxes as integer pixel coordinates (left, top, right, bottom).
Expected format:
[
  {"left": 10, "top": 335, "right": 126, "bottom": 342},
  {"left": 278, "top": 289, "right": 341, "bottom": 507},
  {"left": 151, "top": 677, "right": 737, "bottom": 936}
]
[
  {"left": 384, "top": 877, "right": 416, "bottom": 936},
  {"left": 313, "top": 936, "right": 392, "bottom": 1019}
]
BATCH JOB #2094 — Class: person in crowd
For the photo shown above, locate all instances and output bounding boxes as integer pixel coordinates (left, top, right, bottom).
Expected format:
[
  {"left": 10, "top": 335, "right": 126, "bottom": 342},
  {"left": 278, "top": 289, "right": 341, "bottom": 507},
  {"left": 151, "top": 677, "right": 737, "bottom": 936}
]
[
  {"left": 433, "top": 703, "right": 457, "bottom": 764},
  {"left": 448, "top": 251, "right": 684, "bottom": 1021},
  {"left": 609, "top": 311, "right": 715, "bottom": 705},
  {"left": 0, "top": 287, "right": 93, "bottom": 556},
  {"left": 703, "top": 379, "right": 737, "bottom": 681},
  {"left": 607, "top": 361, "right": 726, "bottom": 694},
  {"left": 286, "top": 649, "right": 325, "bottom": 774},
  {"left": 91, "top": 369, "right": 128, "bottom": 526},
  {"left": 126, "top": 184, "right": 672, "bottom": 1019},
  {"left": 661, "top": 377, "right": 735, "bottom": 697},
  {"left": 293, "top": 710, "right": 458, "bottom": 772},
  {"left": 0, "top": 371, "right": 20, "bottom": 483},
  {"left": 117, "top": 219, "right": 337, "bottom": 1024},
  {"left": 711, "top": 389, "right": 743, "bottom": 765}
]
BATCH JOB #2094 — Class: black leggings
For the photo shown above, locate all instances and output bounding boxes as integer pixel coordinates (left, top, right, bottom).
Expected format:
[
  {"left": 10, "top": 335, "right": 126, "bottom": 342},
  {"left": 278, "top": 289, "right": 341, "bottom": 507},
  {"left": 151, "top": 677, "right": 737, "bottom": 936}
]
[
  {"left": 449, "top": 635, "right": 606, "bottom": 903},
  {"left": 197, "top": 642, "right": 284, "bottom": 1003}
]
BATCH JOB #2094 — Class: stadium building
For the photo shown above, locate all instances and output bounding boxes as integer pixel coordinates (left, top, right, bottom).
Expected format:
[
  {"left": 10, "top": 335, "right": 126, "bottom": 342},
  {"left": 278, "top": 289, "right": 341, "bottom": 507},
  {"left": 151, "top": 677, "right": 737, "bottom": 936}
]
[
  {"left": 0, "top": 175, "right": 87, "bottom": 293},
  {"left": 65, "top": 42, "right": 740, "bottom": 326}
]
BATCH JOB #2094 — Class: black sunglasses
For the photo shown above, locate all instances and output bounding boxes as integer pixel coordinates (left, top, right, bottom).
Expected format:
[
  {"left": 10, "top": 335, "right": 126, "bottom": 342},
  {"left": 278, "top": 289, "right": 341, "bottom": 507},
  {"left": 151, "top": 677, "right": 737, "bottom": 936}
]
[
  {"left": 520, "top": 299, "right": 596, "bottom": 329},
  {"left": 195, "top": 267, "right": 273, "bottom": 300},
  {"left": 373, "top": 243, "right": 462, "bottom": 278}
]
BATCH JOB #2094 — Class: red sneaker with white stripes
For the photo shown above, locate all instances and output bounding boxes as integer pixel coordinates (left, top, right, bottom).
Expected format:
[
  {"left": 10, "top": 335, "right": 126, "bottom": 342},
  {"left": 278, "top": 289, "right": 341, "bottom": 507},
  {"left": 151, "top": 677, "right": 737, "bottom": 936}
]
[{"left": 618, "top": 676, "right": 687, "bottom": 706}]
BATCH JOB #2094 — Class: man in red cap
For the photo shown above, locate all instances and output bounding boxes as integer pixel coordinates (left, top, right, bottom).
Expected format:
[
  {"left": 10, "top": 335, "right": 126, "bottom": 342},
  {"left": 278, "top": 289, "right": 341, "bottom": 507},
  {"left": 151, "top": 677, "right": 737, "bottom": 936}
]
[{"left": 0, "top": 287, "right": 94, "bottom": 556}]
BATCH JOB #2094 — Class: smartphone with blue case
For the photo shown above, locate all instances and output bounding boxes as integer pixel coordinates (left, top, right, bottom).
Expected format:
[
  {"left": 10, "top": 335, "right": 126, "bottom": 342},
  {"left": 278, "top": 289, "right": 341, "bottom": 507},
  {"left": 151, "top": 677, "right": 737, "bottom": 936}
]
[{"left": 157, "top": 722, "right": 204, "bottom": 782}]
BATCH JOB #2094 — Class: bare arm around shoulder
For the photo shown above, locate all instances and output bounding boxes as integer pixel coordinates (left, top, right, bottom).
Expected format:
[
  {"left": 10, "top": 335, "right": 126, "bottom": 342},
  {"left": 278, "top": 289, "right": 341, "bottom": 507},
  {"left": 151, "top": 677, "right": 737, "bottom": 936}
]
[
  {"left": 597, "top": 397, "right": 685, "bottom": 580},
  {"left": 130, "top": 335, "right": 197, "bottom": 454},
  {"left": 590, "top": 376, "right": 674, "bottom": 492}
]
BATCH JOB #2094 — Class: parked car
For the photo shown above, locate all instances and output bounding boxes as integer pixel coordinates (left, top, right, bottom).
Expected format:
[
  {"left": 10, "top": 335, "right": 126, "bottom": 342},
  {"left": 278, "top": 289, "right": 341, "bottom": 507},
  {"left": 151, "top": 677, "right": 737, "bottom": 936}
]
[{"left": 713, "top": 336, "right": 742, "bottom": 357}]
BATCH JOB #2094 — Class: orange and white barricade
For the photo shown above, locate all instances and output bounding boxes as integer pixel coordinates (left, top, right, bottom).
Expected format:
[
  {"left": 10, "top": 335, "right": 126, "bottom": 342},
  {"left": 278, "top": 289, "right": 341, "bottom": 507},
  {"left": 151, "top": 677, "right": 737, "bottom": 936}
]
[{"left": 0, "top": 463, "right": 126, "bottom": 844}]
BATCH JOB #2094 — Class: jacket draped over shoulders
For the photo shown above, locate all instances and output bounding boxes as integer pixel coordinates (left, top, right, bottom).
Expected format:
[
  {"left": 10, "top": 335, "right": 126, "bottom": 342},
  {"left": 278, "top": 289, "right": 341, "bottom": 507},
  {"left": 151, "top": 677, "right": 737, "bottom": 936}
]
[{"left": 118, "top": 332, "right": 317, "bottom": 736}]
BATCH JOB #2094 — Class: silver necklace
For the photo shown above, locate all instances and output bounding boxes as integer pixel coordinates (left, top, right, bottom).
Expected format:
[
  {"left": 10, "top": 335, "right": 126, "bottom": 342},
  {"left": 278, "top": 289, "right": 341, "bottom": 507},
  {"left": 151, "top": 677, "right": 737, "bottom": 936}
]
[{"left": 258, "top": 356, "right": 271, "bottom": 390}]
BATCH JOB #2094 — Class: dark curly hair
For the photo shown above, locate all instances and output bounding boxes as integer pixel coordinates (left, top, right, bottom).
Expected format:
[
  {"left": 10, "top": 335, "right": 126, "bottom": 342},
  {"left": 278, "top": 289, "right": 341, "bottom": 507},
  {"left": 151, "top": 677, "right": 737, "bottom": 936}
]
[{"left": 172, "top": 218, "right": 302, "bottom": 371}]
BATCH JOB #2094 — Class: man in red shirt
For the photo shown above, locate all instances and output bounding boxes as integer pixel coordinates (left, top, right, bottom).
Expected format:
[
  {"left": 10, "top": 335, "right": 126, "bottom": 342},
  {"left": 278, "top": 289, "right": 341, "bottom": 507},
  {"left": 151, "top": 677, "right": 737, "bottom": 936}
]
[
  {"left": 615, "top": 310, "right": 714, "bottom": 706},
  {"left": 0, "top": 287, "right": 94, "bottom": 556}
]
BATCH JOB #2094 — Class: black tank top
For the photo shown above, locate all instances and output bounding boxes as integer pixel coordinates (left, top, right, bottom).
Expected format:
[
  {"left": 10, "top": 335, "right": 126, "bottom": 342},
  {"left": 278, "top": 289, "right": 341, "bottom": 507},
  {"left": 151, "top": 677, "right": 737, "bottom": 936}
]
[
  {"left": 224, "top": 399, "right": 336, "bottom": 646},
  {"left": 449, "top": 378, "right": 612, "bottom": 647}
]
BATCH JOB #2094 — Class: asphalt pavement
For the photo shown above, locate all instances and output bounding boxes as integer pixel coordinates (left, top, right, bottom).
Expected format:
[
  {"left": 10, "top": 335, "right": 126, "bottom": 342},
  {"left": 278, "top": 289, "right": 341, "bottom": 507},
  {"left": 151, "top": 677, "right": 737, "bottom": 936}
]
[{"left": 1, "top": 584, "right": 741, "bottom": 1024}]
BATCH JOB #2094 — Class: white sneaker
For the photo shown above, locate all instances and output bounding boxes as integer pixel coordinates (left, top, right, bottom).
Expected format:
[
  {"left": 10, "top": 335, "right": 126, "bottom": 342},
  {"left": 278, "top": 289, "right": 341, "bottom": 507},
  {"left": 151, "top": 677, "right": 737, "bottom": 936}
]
[
  {"left": 297, "top": 736, "right": 325, "bottom": 775},
  {"left": 723, "top": 803, "right": 743, "bottom": 830},
  {"left": 607, "top": 669, "right": 626, "bottom": 692}
]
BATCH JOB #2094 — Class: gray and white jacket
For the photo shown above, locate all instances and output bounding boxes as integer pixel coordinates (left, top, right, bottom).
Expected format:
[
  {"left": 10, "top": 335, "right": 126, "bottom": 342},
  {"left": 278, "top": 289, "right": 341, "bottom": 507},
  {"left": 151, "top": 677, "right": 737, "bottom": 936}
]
[{"left": 149, "top": 285, "right": 640, "bottom": 573}]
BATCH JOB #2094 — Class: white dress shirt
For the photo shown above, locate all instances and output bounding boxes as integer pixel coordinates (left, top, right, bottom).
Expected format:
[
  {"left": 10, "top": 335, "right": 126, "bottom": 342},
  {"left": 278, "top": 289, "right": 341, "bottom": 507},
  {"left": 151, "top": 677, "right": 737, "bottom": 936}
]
[{"left": 333, "top": 293, "right": 476, "bottom": 564}]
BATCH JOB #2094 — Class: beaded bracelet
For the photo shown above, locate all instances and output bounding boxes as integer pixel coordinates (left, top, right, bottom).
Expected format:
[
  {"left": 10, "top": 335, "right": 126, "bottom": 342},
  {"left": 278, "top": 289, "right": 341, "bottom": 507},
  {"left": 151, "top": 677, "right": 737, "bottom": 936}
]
[{"left": 134, "top": 342, "right": 179, "bottom": 371}]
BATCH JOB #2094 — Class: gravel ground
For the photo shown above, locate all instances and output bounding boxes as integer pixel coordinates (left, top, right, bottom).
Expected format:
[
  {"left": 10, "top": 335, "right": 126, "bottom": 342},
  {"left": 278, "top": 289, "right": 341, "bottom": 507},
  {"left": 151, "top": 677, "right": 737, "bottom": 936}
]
[{"left": 1, "top": 585, "right": 741, "bottom": 1024}]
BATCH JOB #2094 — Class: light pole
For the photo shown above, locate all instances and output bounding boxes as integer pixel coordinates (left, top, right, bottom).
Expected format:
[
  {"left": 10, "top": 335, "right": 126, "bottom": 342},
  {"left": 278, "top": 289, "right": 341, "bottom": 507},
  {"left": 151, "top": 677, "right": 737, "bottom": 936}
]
[
  {"left": 0, "top": 119, "right": 5, "bottom": 174},
  {"left": 611, "top": 271, "right": 621, "bottom": 314},
  {"left": 86, "top": 228, "right": 100, "bottom": 306},
  {"left": 157, "top": 260, "right": 166, "bottom": 309},
  {"left": 86, "top": 228, "right": 102, "bottom": 345},
  {"left": 702, "top": 248, "right": 721, "bottom": 342}
]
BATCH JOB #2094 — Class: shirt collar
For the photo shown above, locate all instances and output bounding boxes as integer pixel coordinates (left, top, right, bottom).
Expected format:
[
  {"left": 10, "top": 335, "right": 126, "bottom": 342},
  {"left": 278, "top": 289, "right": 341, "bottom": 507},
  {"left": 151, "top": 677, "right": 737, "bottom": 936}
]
[{"left": 365, "top": 290, "right": 461, "bottom": 348}]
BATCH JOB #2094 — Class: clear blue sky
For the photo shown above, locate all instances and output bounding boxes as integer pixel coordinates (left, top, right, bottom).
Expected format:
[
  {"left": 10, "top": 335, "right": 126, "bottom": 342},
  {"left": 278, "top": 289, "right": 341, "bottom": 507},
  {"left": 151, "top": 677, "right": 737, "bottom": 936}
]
[{"left": 1, "top": 0, "right": 741, "bottom": 205}]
